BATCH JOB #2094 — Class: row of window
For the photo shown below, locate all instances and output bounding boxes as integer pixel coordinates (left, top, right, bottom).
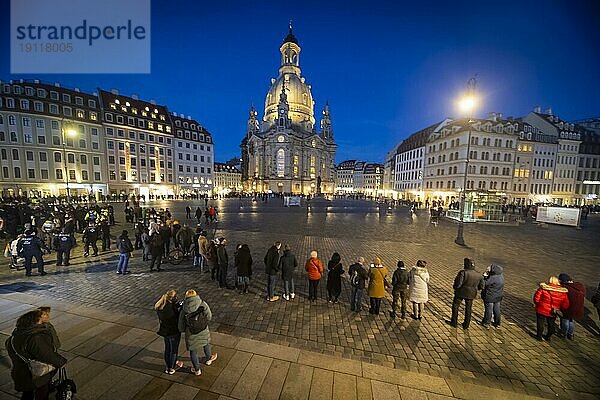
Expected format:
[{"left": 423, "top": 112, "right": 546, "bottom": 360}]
[
  {"left": 1, "top": 166, "right": 101, "bottom": 182},
  {"left": 108, "top": 170, "right": 172, "bottom": 183},
  {"left": 104, "top": 112, "right": 171, "bottom": 133},
  {"left": 0, "top": 148, "right": 101, "bottom": 164},
  {"left": 2, "top": 84, "right": 97, "bottom": 108},
  {"left": 0, "top": 131, "right": 99, "bottom": 149}
]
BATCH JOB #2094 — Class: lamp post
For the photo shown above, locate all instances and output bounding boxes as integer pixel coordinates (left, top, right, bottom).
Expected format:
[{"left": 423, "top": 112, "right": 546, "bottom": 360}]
[
  {"left": 455, "top": 78, "right": 478, "bottom": 246},
  {"left": 61, "top": 120, "right": 77, "bottom": 203}
]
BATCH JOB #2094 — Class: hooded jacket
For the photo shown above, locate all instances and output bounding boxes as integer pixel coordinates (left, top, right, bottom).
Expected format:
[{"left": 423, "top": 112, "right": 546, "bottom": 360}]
[
  {"left": 326, "top": 253, "right": 344, "bottom": 293},
  {"left": 533, "top": 283, "right": 570, "bottom": 317},
  {"left": 481, "top": 264, "right": 505, "bottom": 303},
  {"left": 367, "top": 264, "right": 389, "bottom": 298},
  {"left": 235, "top": 245, "right": 253, "bottom": 277},
  {"left": 453, "top": 261, "right": 484, "bottom": 300},
  {"left": 279, "top": 249, "right": 298, "bottom": 281},
  {"left": 5, "top": 324, "right": 67, "bottom": 391},
  {"left": 409, "top": 266, "right": 430, "bottom": 303},
  {"left": 177, "top": 295, "right": 212, "bottom": 351},
  {"left": 305, "top": 257, "right": 323, "bottom": 281}
]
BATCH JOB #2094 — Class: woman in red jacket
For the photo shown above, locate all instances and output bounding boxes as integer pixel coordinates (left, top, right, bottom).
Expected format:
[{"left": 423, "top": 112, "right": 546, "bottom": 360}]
[
  {"left": 533, "top": 276, "right": 570, "bottom": 341},
  {"left": 305, "top": 250, "right": 323, "bottom": 302}
]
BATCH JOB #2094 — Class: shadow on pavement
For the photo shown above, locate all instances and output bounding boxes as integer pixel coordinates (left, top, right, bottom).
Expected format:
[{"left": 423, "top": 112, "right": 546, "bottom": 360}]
[{"left": 0, "top": 281, "right": 54, "bottom": 294}]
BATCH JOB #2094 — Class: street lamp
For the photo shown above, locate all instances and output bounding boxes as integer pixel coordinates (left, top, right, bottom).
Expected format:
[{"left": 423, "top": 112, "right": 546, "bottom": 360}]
[
  {"left": 455, "top": 78, "right": 478, "bottom": 246},
  {"left": 61, "top": 120, "right": 77, "bottom": 203}
]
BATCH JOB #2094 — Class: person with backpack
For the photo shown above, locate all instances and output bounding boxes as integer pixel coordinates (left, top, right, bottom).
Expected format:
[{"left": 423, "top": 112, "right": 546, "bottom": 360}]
[
  {"left": 557, "top": 273, "right": 586, "bottom": 340},
  {"left": 390, "top": 260, "right": 410, "bottom": 319},
  {"left": 326, "top": 252, "right": 344, "bottom": 303},
  {"left": 447, "top": 258, "right": 484, "bottom": 329},
  {"left": 155, "top": 289, "right": 184, "bottom": 375},
  {"left": 279, "top": 245, "right": 297, "bottom": 301},
  {"left": 116, "top": 230, "right": 134, "bottom": 275},
  {"left": 348, "top": 257, "right": 368, "bottom": 312},
  {"left": 149, "top": 223, "right": 164, "bottom": 272},
  {"left": 177, "top": 289, "right": 218, "bottom": 376}
]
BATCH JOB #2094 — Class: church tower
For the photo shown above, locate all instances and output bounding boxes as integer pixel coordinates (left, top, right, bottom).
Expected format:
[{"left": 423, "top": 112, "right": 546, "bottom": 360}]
[{"left": 320, "top": 101, "right": 333, "bottom": 140}]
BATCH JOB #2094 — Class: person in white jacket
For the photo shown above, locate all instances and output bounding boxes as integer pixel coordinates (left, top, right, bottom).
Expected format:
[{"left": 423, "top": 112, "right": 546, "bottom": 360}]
[{"left": 409, "top": 260, "right": 430, "bottom": 320}]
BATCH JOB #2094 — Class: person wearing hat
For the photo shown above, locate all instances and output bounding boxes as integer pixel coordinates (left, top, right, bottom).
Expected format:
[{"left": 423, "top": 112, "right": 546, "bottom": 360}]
[
  {"left": 480, "top": 264, "right": 505, "bottom": 329},
  {"left": 116, "top": 230, "right": 134, "bottom": 275},
  {"left": 557, "top": 273, "right": 586, "bottom": 340},
  {"left": 447, "top": 258, "right": 484, "bottom": 329},
  {"left": 367, "top": 257, "right": 389, "bottom": 315}
]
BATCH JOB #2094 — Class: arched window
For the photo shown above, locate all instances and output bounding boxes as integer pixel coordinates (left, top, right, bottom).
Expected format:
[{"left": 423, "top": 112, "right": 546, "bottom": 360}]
[{"left": 277, "top": 149, "right": 285, "bottom": 177}]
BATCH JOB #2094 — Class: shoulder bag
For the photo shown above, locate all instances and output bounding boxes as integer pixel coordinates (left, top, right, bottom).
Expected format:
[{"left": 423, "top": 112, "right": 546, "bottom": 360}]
[{"left": 9, "top": 336, "right": 56, "bottom": 377}]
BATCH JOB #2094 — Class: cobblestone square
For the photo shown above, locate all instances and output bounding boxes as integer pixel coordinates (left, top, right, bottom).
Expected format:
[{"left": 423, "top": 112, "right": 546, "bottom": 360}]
[{"left": 1, "top": 198, "right": 599, "bottom": 399}]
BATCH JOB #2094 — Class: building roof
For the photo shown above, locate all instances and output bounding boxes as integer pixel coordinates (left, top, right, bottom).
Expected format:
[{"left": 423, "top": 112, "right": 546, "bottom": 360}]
[
  {"left": 336, "top": 160, "right": 357, "bottom": 170},
  {"left": 214, "top": 162, "right": 241, "bottom": 173},
  {"left": 395, "top": 120, "right": 449, "bottom": 155},
  {"left": 283, "top": 24, "right": 298, "bottom": 45},
  {"left": 362, "top": 163, "right": 383, "bottom": 174}
]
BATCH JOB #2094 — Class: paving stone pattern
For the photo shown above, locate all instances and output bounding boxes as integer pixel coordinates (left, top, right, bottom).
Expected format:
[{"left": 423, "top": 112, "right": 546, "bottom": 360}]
[{"left": 0, "top": 198, "right": 599, "bottom": 399}]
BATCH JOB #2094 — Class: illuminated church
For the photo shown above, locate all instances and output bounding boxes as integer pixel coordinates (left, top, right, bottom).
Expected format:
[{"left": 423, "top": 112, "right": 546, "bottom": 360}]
[{"left": 241, "top": 25, "right": 337, "bottom": 194}]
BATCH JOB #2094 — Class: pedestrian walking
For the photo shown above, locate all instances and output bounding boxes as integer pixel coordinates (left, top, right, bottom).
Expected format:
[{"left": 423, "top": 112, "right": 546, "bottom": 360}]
[
  {"left": 480, "top": 264, "right": 505, "bottom": 329},
  {"left": 82, "top": 221, "right": 99, "bottom": 257},
  {"left": 216, "top": 237, "right": 230, "bottom": 288},
  {"left": 155, "top": 289, "right": 184, "bottom": 374},
  {"left": 533, "top": 276, "right": 570, "bottom": 341},
  {"left": 149, "top": 224, "right": 164, "bottom": 272},
  {"left": 195, "top": 207, "right": 203, "bottom": 225},
  {"left": 116, "top": 230, "right": 133, "bottom": 275},
  {"left": 264, "top": 242, "right": 282, "bottom": 301},
  {"left": 409, "top": 260, "right": 429, "bottom": 320},
  {"left": 306, "top": 250, "right": 324, "bottom": 302},
  {"left": 6, "top": 308, "right": 67, "bottom": 400},
  {"left": 178, "top": 289, "right": 218, "bottom": 376},
  {"left": 348, "top": 257, "right": 368, "bottom": 312},
  {"left": 557, "top": 273, "right": 586, "bottom": 340},
  {"left": 186, "top": 205, "right": 192, "bottom": 219},
  {"left": 447, "top": 258, "right": 483, "bottom": 329},
  {"left": 367, "top": 257, "right": 389, "bottom": 315},
  {"left": 390, "top": 260, "right": 410, "bottom": 319},
  {"left": 53, "top": 228, "right": 74, "bottom": 267},
  {"left": 279, "top": 245, "right": 297, "bottom": 300},
  {"left": 326, "top": 252, "right": 344, "bottom": 303},
  {"left": 17, "top": 229, "right": 47, "bottom": 276},
  {"left": 235, "top": 244, "right": 253, "bottom": 294}
]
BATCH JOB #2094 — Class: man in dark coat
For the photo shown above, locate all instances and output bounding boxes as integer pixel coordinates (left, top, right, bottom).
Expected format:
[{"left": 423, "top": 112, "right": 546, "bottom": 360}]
[
  {"left": 17, "top": 230, "right": 46, "bottom": 277},
  {"left": 448, "top": 258, "right": 484, "bottom": 329},
  {"left": 195, "top": 207, "right": 203, "bottom": 225},
  {"left": 279, "top": 245, "right": 298, "bottom": 301},
  {"left": 264, "top": 242, "right": 282, "bottom": 301},
  {"left": 216, "top": 237, "right": 230, "bottom": 288},
  {"left": 159, "top": 224, "right": 171, "bottom": 255},
  {"left": 6, "top": 309, "right": 67, "bottom": 399},
  {"left": 558, "top": 273, "right": 586, "bottom": 340},
  {"left": 390, "top": 260, "right": 410, "bottom": 319},
  {"left": 149, "top": 227, "right": 164, "bottom": 272},
  {"left": 100, "top": 218, "right": 111, "bottom": 252},
  {"left": 82, "top": 221, "right": 99, "bottom": 257},
  {"left": 480, "top": 264, "right": 505, "bottom": 328},
  {"left": 235, "top": 244, "right": 253, "bottom": 294},
  {"left": 348, "top": 257, "right": 368, "bottom": 312}
]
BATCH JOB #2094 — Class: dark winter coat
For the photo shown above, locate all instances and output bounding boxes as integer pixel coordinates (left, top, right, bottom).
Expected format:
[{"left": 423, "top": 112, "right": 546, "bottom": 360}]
[
  {"left": 17, "top": 235, "right": 44, "bottom": 257},
  {"left": 82, "top": 225, "right": 99, "bottom": 243},
  {"left": 326, "top": 255, "right": 344, "bottom": 293},
  {"left": 391, "top": 266, "right": 410, "bottom": 293},
  {"left": 562, "top": 282, "right": 586, "bottom": 320},
  {"left": 348, "top": 263, "right": 368, "bottom": 289},
  {"left": 235, "top": 245, "right": 253, "bottom": 277},
  {"left": 453, "top": 264, "right": 484, "bottom": 300},
  {"left": 264, "top": 245, "right": 280, "bottom": 276},
  {"left": 156, "top": 300, "right": 181, "bottom": 337},
  {"left": 117, "top": 235, "right": 133, "bottom": 254},
  {"left": 534, "top": 283, "right": 570, "bottom": 317},
  {"left": 149, "top": 232, "right": 164, "bottom": 257},
  {"left": 481, "top": 264, "right": 505, "bottom": 303},
  {"left": 216, "top": 244, "right": 228, "bottom": 268},
  {"left": 279, "top": 249, "right": 298, "bottom": 281},
  {"left": 5, "top": 324, "right": 67, "bottom": 392},
  {"left": 53, "top": 233, "right": 74, "bottom": 251}
]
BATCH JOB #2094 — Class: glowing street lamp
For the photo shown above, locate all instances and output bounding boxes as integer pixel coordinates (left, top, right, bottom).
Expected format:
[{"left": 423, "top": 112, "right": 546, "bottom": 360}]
[{"left": 455, "top": 77, "right": 478, "bottom": 246}]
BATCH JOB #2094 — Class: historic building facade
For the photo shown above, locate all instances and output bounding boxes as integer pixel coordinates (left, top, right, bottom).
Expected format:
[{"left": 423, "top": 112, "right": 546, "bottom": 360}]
[
  {"left": 241, "top": 27, "right": 337, "bottom": 195},
  {"left": 0, "top": 79, "right": 214, "bottom": 199},
  {"left": 213, "top": 162, "right": 242, "bottom": 196}
]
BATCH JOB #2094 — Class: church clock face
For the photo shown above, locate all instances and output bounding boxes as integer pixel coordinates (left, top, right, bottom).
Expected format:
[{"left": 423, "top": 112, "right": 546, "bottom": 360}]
[{"left": 277, "top": 135, "right": 285, "bottom": 143}]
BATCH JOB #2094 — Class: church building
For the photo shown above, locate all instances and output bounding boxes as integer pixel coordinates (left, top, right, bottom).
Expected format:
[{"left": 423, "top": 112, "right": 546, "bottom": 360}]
[{"left": 240, "top": 25, "right": 337, "bottom": 194}]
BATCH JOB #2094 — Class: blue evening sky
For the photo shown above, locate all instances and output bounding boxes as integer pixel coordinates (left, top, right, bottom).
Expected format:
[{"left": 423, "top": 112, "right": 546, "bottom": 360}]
[{"left": 1, "top": 0, "right": 599, "bottom": 163}]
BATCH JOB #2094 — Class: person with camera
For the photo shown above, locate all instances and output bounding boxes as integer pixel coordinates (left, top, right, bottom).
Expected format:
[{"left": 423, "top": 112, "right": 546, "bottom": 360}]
[{"left": 533, "top": 276, "right": 570, "bottom": 341}]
